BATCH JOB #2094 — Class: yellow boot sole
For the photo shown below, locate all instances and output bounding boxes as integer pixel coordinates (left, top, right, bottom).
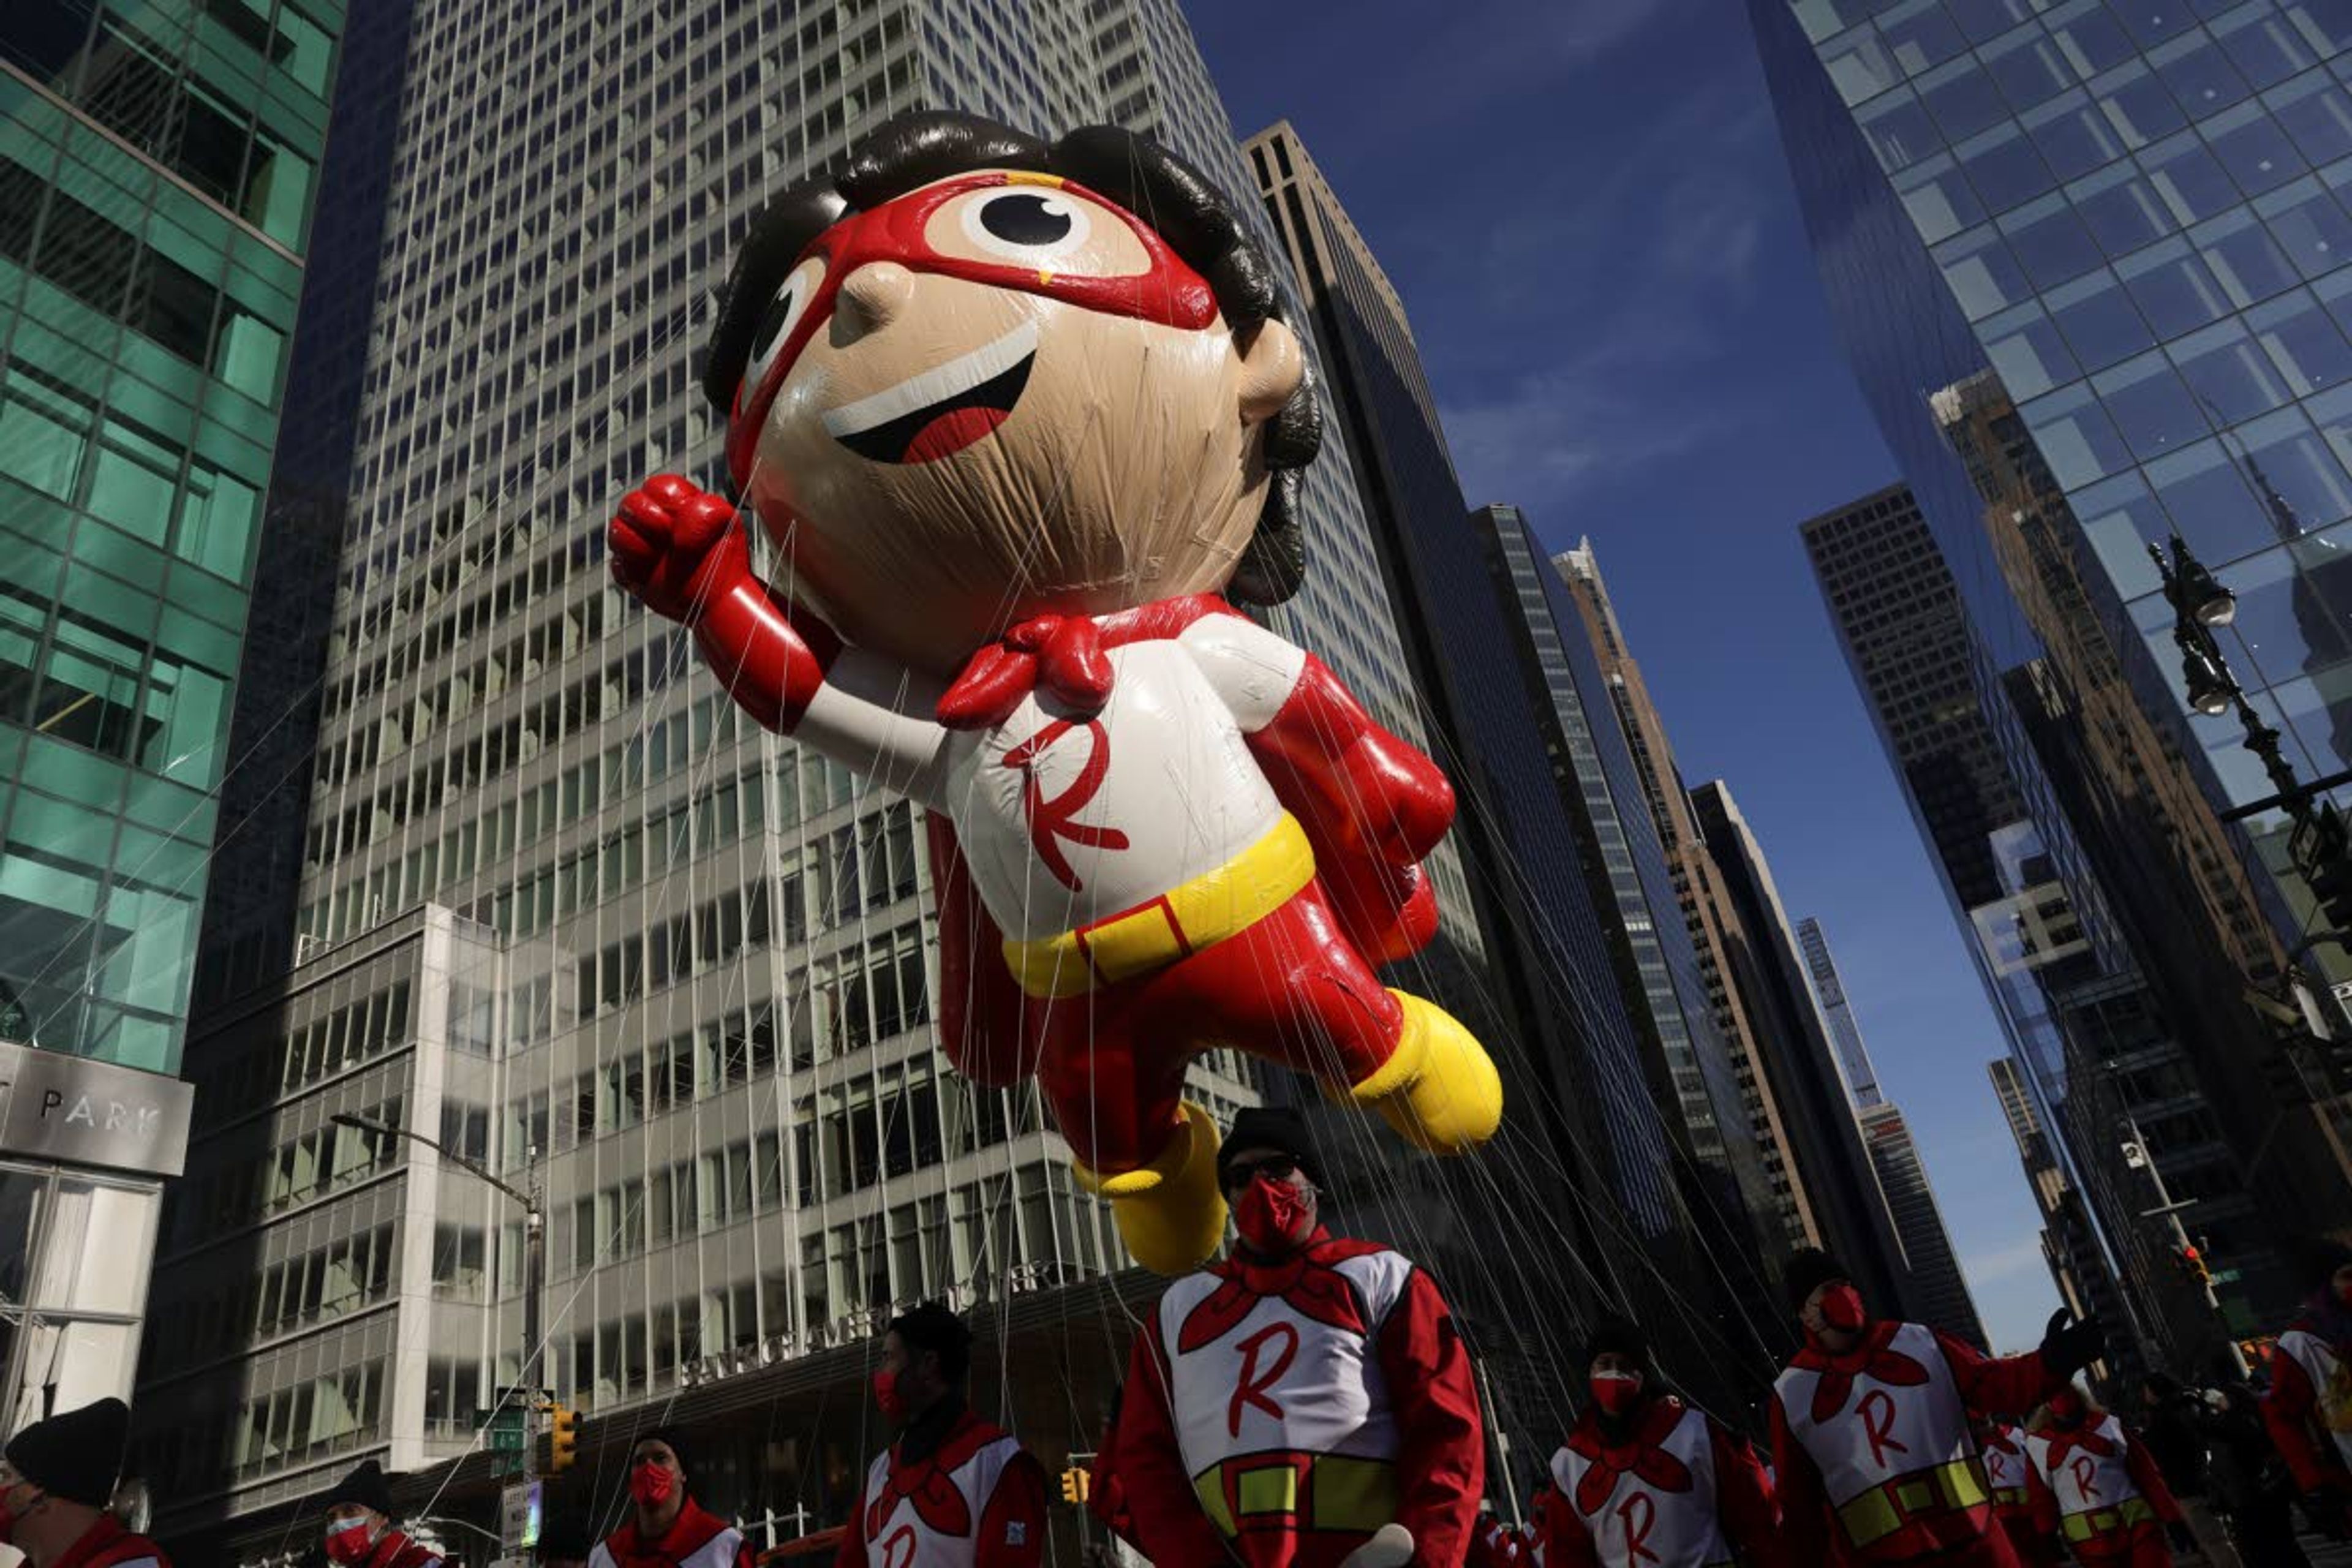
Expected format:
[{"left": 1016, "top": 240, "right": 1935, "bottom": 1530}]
[
  {"left": 1348, "top": 990, "right": 1503, "bottom": 1153},
  {"left": 1074, "top": 1101, "right": 1228, "bottom": 1275}
]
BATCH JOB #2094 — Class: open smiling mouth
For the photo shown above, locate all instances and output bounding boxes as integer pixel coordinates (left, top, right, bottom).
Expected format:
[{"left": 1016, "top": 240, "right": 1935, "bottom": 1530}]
[{"left": 820, "top": 322, "right": 1038, "bottom": 465}]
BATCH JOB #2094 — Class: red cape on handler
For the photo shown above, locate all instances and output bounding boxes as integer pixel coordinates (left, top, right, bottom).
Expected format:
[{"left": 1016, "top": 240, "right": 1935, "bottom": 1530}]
[
  {"left": 1540, "top": 1317, "right": 1785, "bottom": 1567},
  {"left": 2020, "top": 1389, "right": 2189, "bottom": 1567},
  {"left": 835, "top": 1304, "right": 1047, "bottom": 1568},
  {"left": 2263, "top": 1235, "right": 2352, "bottom": 1535},
  {"left": 1768, "top": 1248, "right": 2105, "bottom": 1568},
  {"left": 1111, "top": 1108, "right": 1483, "bottom": 1568}
]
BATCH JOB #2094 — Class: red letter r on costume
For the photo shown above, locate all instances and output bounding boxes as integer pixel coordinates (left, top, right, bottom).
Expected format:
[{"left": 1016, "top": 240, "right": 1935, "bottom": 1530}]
[{"left": 1229, "top": 1321, "right": 1300, "bottom": 1437}]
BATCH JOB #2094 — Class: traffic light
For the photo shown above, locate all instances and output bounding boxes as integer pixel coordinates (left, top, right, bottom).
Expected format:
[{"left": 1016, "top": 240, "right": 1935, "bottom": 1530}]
[
  {"left": 550, "top": 1403, "right": 579, "bottom": 1474},
  {"left": 2175, "top": 1243, "right": 2211, "bottom": 1286},
  {"left": 1059, "top": 1466, "right": 1090, "bottom": 1504},
  {"left": 2296, "top": 802, "right": 2352, "bottom": 935}
]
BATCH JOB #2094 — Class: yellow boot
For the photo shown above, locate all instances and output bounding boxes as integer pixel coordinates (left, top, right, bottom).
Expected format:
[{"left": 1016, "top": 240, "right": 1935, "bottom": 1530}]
[
  {"left": 1074, "top": 1101, "right": 1227, "bottom": 1275},
  {"left": 1346, "top": 990, "right": 1503, "bottom": 1153}
]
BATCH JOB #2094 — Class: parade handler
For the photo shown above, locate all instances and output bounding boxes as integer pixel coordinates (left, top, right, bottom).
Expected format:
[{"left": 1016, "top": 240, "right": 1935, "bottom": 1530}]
[
  {"left": 1109, "top": 1107, "right": 1482, "bottom": 1567},
  {"left": 1769, "top": 1248, "right": 2104, "bottom": 1567}
]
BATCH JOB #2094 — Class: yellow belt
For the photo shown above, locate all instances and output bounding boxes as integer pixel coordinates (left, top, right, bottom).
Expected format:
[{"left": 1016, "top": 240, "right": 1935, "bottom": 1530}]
[
  {"left": 1002, "top": 813, "right": 1314, "bottom": 998},
  {"left": 1192, "top": 1454, "right": 1396, "bottom": 1537},
  {"left": 2062, "top": 1498, "right": 2155, "bottom": 1541},
  {"left": 1838, "top": 1458, "right": 1990, "bottom": 1548},
  {"left": 1992, "top": 1484, "right": 2027, "bottom": 1507}
]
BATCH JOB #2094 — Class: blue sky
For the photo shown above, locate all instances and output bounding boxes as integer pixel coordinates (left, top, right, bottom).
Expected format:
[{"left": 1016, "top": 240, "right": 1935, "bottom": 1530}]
[{"left": 1190, "top": 0, "right": 2064, "bottom": 1352}]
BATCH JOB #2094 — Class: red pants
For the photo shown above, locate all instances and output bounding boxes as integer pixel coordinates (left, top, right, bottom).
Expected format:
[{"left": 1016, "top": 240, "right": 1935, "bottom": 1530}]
[
  {"left": 1836, "top": 1528, "right": 2025, "bottom": 1567},
  {"left": 1023, "top": 880, "right": 1401, "bottom": 1174}
]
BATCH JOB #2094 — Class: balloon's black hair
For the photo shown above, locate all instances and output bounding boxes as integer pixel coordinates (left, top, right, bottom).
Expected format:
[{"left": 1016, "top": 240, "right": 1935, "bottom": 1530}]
[{"left": 702, "top": 110, "right": 1317, "bottom": 605}]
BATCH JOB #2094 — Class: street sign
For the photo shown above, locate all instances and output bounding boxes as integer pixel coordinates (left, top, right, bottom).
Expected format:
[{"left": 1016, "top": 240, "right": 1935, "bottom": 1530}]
[
  {"left": 2211, "top": 1267, "right": 2244, "bottom": 1284},
  {"left": 502, "top": 1480, "right": 542, "bottom": 1553}
]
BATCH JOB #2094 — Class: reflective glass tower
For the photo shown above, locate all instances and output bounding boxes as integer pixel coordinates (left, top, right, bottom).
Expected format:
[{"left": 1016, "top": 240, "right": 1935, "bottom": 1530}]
[
  {"left": 1754, "top": 0, "right": 2352, "bottom": 1326},
  {"left": 0, "top": 0, "right": 345, "bottom": 1420}
]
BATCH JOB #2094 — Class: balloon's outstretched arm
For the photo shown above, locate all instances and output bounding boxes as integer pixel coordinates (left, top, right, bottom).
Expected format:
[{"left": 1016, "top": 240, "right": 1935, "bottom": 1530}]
[{"left": 610, "top": 476, "right": 949, "bottom": 803}]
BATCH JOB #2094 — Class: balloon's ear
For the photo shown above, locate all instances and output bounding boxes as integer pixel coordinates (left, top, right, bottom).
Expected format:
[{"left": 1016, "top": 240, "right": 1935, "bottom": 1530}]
[{"left": 1236, "top": 317, "right": 1305, "bottom": 425}]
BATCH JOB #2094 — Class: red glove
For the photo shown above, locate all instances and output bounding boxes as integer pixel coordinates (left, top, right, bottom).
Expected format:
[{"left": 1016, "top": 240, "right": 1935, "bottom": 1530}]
[{"left": 609, "top": 473, "right": 755, "bottom": 624}]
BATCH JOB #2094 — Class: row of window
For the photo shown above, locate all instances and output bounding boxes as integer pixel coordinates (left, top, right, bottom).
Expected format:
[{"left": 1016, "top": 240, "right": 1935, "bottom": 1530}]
[
  {"left": 192, "top": 981, "right": 412, "bottom": 1116},
  {"left": 165, "top": 1091, "right": 406, "bottom": 1249},
  {"left": 146, "top": 1220, "right": 398, "bottom": 1373}
]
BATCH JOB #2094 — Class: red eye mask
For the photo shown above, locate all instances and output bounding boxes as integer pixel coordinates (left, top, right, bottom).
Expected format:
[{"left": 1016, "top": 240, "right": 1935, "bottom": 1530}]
[{"left": 726, "top": 171, "right": 1218, "bottom": 487}]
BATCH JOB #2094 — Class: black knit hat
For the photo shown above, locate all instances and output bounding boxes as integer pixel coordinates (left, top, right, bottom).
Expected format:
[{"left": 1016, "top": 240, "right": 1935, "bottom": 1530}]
[
  {"left": 1783, "top": 1248, "right": 1853, "bottom": 1313},
  {"left": 4, "top": 1398, "right": 126, "bottom": 1506},
  {"left": 1217, "top": 1107, "right": 1325, "bottom": 1191},
  {"left": 630, "top": 1427, "right": 692, "bottom": 1479},
  {"left": 322, "top": 1458, "right": 393, "bottom": 1518},
  {"left": 1583, "top": 1316, "right": 1657, "bottom": 1379}
]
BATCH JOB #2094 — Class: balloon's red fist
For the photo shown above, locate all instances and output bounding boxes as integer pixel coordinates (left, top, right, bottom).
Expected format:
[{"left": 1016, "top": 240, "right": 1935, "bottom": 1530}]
[{"left": 609, "top": 474, "right": 750, "bottom": 623}]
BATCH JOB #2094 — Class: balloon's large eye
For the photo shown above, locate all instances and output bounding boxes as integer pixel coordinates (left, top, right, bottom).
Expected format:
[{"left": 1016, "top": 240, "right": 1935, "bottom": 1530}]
[
  {"left": 959, "top": 190, "right": 1091, "bottom": 262},
  {"left": 739, "top": 254, "right": 827, "bottom": 404}
]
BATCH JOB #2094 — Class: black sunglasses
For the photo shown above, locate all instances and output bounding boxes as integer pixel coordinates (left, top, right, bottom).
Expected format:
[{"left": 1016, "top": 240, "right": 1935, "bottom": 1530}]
[{"left": 1224, "top": 1155, "right": 1300, "bottom": 1188}]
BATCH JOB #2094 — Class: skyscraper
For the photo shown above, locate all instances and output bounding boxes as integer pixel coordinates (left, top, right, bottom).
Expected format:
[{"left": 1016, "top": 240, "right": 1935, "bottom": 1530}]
[
  {"left": 1556, "top": 541, "right": 1817, "bottom": 1262},
  {"left": 1752, "top": 0, "right": 2352, "bottom": 1317},
  {"left": 1990, "top": 1055, "right": 2130, "bottom": 1349},
  {"left": 1241, "top": 118, "right": 1790, "bottom": 1424},
  {"left": 1689, "top": 780, "right": 1914, "bottom": 1317},
  {"left": 1796, "top": 917, "right": 1986, "bottom": 1347},
  {"left": 134, "top": 1, "right": 1490, "bottom": 1556},
  {"left": 1459, "top": 503, "right": 1792, "bottom": 1398},
  {"left": 1801, "top": 480, "right": 2250, "bottom": 1363},
  {"left": 0, "top": 0, "right": 346, "bottom": 1420}
]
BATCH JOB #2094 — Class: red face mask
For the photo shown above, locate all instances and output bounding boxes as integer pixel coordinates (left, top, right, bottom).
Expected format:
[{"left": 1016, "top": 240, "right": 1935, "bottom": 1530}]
[
  {"left": 873, "top": 1368, "right": 907, "bottom": 1424},
  {"left": 1235, "top": 1172, "right": 1313, "bottom": 1255},
  {"left": 1818, "top": 1283, "right": 1868, "bottom": 1333},
  {"left": 1589, "top": 1371, "right": 1643, "bottom": 1417},
  {"left": 323, "top": 1518, "right": 375, "bottom": 1565},
  {"left": 629, "top": 1461, "right": 676, "bottom": 1509}
]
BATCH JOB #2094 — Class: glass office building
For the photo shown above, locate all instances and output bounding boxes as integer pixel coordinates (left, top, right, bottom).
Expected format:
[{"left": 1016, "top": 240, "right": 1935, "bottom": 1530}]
[
  {"left": 0, "top": 1, "right": 343, "bottom": 1418},
  {"left": 1754, "top": 0, "right": 2352, "bottom": 1317}
]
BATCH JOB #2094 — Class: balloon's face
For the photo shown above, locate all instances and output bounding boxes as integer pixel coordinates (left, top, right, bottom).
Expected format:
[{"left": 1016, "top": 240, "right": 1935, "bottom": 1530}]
[{"left": 733, "top": 172, "right": 1302, "bottom": 676}]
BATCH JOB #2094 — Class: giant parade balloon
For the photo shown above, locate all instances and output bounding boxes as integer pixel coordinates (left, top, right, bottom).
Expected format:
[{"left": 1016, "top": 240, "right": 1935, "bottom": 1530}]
[{"left": 608, "top": 111, "right": 1500, "bottom": 1274}]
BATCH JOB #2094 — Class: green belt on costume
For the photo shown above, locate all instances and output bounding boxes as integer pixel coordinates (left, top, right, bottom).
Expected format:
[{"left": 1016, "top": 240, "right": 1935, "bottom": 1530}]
[
  {"left": 1193, "top": 1454, "right": 1398, "bottom": 1537},
  {"left": 1838, "top": 1458, "right": 1991, "bottom": 1548},
  {"left": 2062, "top": 1498, "right": 2155, "bottom": 1541},
  {"left": 1992, "top": 1485, "right": 2027, "bottom": 1507}
]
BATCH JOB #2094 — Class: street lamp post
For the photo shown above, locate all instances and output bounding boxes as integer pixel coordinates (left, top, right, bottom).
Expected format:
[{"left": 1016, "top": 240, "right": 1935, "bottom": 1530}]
[{"left": 331, "top": 1112, "right": 544, "bottom": 1476}]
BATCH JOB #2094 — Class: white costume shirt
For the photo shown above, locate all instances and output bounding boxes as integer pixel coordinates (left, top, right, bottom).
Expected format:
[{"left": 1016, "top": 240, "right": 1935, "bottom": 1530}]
[
  {"left": 799, "top": 612, "right": 1306, "bottom": 938},
  {"left": 1549, "top": 1404, "right": 1735, "bottom": 1568},
  {"left": 1774, "top": 1322, "right": 1972, "bottom": 1508}
]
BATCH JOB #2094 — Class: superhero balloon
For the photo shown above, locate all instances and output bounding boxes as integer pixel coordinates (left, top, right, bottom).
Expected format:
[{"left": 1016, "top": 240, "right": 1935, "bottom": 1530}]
[{"left": 609, "top": 111, "right": 1500, "bottom": 1273}]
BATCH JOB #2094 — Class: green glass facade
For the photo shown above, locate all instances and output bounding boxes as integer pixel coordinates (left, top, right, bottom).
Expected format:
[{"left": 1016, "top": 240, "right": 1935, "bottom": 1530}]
[{"left": 0, "top": 1, "right": 341, "bottom": 1076}]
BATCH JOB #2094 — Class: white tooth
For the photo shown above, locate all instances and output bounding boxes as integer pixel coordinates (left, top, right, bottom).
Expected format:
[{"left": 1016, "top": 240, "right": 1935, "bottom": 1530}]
[{"left": 822, "top": 321, "right": 1039, "bottom": 439}]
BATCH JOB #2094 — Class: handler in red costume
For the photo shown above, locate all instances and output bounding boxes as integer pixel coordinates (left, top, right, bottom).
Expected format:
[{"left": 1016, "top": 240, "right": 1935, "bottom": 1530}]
[
  {"left": 2021, "top": 1389, "right": 2189, "bottom": 1567},
  {"left": 609, "top": 110, "right": 1500, "bottom": 1276},
  {"left": 1541, "top": 1317, "right": 1784, "bottom": 1567},
  {"left": 1768, "top": 1248, "right": 2103, "bottom": 1568},
  {"left": 0, "top": 1400, "right": 170, "bottom": 1568},
  {"left": 590, "top": 1431, "right": 755, "bottom": 1568},
  {"left": 2262, "top": 1235, "right": 2352, "bottom": 1534},
  {"left": 1972, "top": 1419, "right": 2057, "bottom": 1567},
  {"left": 1111, "top": 1107, "right": 1482, "bottom": 1567},
  {"left": 835, "top": 1303, "right": 1047, "bottom": 1568},
  {"left": 317, "top": 1461, "right": 443, "bottom": 1568}
]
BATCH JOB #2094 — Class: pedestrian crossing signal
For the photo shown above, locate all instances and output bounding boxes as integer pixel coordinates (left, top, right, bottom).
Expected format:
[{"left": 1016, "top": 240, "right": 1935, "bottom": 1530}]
[
  {"left": 551, "top": 1403, "right": 580, "bottom": 1474},
  {"left": 1059, "top": 1466, "right": 1090, "bottom": 1504}
]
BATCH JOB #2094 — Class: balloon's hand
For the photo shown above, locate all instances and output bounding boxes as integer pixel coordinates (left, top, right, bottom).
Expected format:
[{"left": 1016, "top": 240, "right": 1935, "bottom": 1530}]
[{"left": 610, "top": 474, "right": 752, "bottom": 624}]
